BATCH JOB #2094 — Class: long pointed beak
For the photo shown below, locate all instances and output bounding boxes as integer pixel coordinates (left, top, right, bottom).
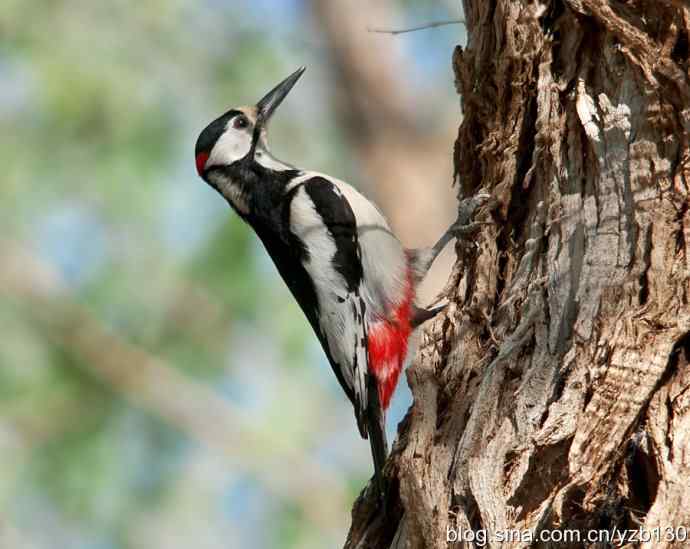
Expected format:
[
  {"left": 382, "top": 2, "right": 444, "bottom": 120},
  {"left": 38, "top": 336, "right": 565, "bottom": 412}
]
[{"left": 255, "top": 66, "right": 306, "bottom": 124}]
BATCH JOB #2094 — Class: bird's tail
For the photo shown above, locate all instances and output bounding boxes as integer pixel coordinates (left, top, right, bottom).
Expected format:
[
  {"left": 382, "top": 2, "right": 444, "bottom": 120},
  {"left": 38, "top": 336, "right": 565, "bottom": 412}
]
[{"left": 366, "top": 373, "right": 388, "bottom": 498}]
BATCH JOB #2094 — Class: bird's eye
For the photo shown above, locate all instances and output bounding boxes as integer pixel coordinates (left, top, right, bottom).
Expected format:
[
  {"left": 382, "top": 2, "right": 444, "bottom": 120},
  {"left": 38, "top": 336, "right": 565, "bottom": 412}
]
[{"left": 233, "top": 116, "right": 249, "bottom": 129}]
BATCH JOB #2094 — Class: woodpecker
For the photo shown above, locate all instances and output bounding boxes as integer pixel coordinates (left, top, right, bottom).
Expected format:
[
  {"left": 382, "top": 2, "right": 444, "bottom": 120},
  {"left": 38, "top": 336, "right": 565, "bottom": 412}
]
[{"left": 195, "top": 68, "right": 488, "bottom": 495}]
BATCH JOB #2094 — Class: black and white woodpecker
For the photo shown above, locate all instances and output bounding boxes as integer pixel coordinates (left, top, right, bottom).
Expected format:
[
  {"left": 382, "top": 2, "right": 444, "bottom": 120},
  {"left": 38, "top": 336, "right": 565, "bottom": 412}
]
[{"left": 194, "top": 68, "right": 488, "bottom": 496}]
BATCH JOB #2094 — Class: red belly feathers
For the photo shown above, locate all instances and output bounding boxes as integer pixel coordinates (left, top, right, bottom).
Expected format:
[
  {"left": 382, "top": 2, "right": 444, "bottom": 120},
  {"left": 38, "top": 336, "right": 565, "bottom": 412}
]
[{"left": 367, "top": 271, "right": 414, "bottom": 410}]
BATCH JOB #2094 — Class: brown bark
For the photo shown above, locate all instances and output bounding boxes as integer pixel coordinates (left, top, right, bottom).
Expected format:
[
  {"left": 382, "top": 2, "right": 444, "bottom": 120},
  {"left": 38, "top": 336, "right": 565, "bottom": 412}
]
[{"left": 346, "top": 1, "right": 690, "bottom": 548}]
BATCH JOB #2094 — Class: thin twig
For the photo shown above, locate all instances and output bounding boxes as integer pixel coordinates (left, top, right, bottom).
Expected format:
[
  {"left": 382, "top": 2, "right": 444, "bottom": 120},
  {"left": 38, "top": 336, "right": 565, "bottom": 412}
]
[{"left": 368, "top": 19, "right": 464, "bottom": 36}]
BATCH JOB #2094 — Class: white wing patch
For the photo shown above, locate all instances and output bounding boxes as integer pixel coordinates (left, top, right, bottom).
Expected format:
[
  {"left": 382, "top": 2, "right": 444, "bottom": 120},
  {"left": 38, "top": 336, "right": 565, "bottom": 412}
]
[
  {"left": 288, "top": 171, "right": 408, "bottom": 318},
  {"left": 289, "top": 184, "right": 368, "bottom": 416}
]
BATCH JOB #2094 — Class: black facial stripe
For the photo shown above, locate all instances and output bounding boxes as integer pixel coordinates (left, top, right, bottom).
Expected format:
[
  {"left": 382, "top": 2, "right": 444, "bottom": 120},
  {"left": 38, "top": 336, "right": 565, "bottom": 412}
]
[
  {"left": 302, "top": 177, "right": 363, "bottom": 292},
  {"left": 195, "top": 109, "right": 244, "bottom": 155}
]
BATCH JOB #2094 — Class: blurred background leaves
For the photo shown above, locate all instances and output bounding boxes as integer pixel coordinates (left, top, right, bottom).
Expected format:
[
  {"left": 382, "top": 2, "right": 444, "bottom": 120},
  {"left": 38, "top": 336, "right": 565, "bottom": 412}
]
[{"left": 0, "top": 0, "right": 465, "bottom": 547}]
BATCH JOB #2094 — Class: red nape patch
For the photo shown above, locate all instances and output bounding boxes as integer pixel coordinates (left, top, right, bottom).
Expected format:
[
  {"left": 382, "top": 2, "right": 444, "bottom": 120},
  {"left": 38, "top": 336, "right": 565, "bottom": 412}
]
[
  {"left": 367, "top": 273, "right": 414, "bottom": 410},
  {"left": 195, "top": 152, "right": 209, "bottom": 176}
]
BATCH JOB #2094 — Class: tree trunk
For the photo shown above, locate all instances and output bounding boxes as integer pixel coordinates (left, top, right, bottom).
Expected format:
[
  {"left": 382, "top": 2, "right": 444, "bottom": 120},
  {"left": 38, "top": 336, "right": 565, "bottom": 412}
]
[{"left": 346, "top": 1, "right": 690, "bottom": 548}]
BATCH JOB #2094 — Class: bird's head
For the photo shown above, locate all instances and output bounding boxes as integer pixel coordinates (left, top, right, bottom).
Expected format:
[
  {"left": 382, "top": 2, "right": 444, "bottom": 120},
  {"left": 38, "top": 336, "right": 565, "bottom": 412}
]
[{"left": 194, "top": 67, "right": 305, "bottom": 183}]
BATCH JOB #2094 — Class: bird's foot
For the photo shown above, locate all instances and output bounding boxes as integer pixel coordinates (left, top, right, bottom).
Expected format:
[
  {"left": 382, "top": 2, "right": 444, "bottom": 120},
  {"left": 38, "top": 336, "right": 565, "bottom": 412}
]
[
  {"left": 451, "top": 191, "right": 493, "bottom": 236},
  {"left": 438, "top": 191, "right": 494, "bottom": 249}
]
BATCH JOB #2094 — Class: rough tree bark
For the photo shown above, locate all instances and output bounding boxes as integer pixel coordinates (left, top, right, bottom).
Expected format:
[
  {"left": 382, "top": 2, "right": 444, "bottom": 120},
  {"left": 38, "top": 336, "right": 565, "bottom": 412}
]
[{"left": 346, "top": 1, "right": 690, "bottom": 548}]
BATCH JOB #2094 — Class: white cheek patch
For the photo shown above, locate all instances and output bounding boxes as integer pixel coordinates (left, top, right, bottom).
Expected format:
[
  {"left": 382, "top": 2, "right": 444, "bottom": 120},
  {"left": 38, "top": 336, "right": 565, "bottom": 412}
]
[{"left": 207, "top": 123, "right": 252, "bottom": 167}]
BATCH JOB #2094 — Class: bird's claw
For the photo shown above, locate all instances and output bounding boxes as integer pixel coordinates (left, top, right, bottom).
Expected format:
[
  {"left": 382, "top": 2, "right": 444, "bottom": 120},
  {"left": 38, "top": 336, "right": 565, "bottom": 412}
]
[
  {"left": 452, "top": 191, "right": 494, "bottom": 237},
  {"left": 449, "top": 219, "right": 492, "bottom": 237}
]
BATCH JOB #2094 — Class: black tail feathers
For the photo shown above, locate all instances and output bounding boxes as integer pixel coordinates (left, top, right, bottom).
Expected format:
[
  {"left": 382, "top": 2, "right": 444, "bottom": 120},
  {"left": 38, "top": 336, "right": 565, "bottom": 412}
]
[
  {"left": 362, "top": 306, "right": 445, "bottom": 500},
  {"left": 366, "top": 373, "right": 388, "bottom": 499}
]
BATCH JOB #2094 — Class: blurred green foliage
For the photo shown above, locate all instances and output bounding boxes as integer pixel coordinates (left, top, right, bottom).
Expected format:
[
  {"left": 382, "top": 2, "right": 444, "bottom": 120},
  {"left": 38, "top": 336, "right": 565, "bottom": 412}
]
[
  {"left": 0, "top": 0, "right": 462, "bottom": 547},
  {"left": 0, "top": 0, "right": 369, "bottom": 546}
]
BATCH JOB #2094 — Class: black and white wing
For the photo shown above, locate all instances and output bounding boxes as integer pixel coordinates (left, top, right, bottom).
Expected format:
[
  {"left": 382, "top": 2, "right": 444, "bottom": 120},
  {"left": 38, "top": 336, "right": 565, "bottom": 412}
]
[{"left": 285, "top": 176, "right": 370, "bottom": 433}]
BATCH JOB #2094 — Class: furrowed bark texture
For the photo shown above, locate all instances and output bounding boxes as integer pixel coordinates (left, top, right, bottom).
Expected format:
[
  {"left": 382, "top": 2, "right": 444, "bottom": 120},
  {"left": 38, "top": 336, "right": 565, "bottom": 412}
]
[{"left": 346, "top": 1, "right": 690, "bottom": 548}]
